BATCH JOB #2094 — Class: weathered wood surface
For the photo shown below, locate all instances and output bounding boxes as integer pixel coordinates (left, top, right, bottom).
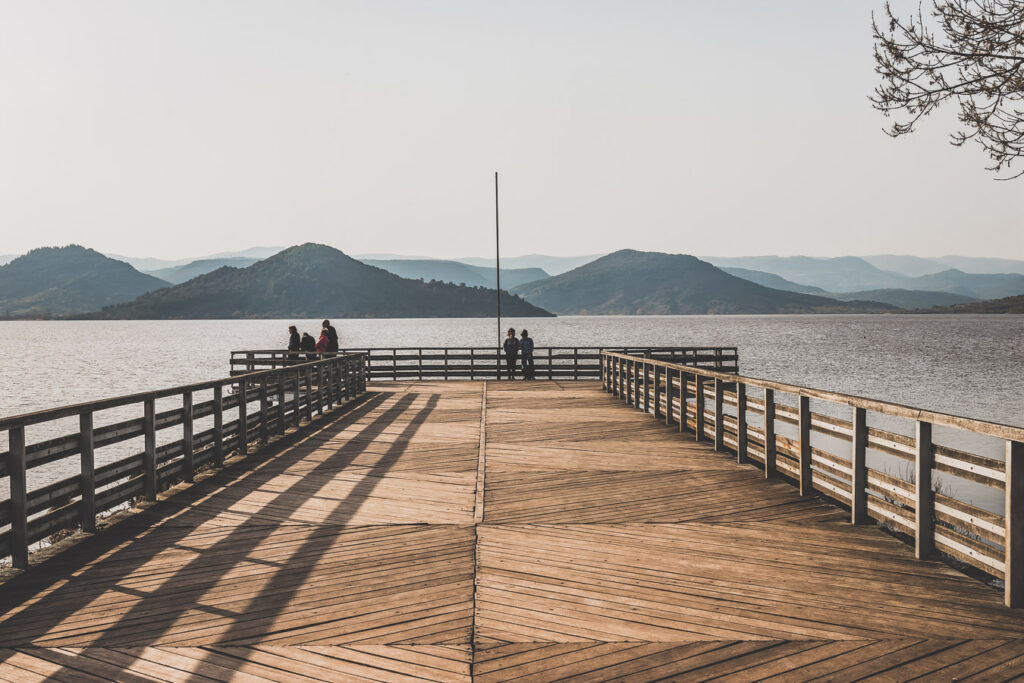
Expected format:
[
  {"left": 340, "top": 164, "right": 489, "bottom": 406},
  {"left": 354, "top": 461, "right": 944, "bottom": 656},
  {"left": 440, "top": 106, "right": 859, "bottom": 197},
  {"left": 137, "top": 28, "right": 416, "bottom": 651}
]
[{"left": 0, "top": 381, "right": 1022, "bottom": 681}]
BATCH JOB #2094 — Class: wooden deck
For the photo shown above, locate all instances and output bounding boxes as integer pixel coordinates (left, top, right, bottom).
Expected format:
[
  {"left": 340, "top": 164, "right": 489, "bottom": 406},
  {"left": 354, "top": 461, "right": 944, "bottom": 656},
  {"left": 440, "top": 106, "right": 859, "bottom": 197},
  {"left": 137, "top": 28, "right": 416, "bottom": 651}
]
[{"left": 0, "top": 381, "right": 1022, "bottom": 681}]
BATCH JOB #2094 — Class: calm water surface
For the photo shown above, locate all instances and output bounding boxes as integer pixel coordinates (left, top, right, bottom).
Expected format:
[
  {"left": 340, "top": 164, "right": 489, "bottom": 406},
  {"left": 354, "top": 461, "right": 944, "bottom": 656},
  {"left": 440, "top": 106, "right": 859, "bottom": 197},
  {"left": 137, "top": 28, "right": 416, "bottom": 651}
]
[{"left": 0, "top": 315, "right": 1021, "bottom": 512}]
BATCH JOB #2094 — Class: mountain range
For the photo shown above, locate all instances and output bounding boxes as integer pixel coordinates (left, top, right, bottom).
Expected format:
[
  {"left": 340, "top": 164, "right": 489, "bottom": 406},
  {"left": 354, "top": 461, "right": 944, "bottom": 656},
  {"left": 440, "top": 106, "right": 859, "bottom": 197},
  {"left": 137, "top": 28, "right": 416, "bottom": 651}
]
[
  {"left": 2, "top": 243, "right": 1023, "bottom": 318},
  {"left": 89, "top": 244, "right": 552, "bottom": 319},
  {"left": 0, "top": 246, "right": 167, "bottom": 316},
  {"left": 512, "top": 250, "right": 894, "bottom": 315}
]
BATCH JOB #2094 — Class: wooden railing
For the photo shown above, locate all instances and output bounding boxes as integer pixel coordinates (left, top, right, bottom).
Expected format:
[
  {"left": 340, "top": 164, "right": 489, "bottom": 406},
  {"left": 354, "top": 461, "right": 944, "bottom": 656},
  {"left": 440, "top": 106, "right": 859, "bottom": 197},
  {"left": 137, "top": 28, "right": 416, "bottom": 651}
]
[
  {"left": 601, "top": 351, "right": 1024, "bottom": 608},
  {"left": 231, "top": 347, "right": 739, "bottom": 380},
  {"left": 0, "top": 353, "right": 367, "bottom": 568}
]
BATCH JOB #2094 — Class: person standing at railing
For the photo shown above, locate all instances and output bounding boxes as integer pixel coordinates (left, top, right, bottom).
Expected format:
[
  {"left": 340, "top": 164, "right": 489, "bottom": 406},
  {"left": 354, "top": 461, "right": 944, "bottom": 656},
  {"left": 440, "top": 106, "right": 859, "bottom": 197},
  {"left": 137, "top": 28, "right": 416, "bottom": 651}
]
[
  {"left": 287, "top": 325, "right": 300, "bottom": 359},
  {"left": 502, "top": 327, "right": 519, "bottom": 380},
  {"left": 316, "top": 326, "right": 330, "bottom": 354},
  {"left": 301, "top": 332, "right": 317, "bottom": 360},
  {"left": 520, "top": 329, "right": 535, "bottom": 380},
  {"left": 322, "top": 319, "right": 339, "bottom": 353}
]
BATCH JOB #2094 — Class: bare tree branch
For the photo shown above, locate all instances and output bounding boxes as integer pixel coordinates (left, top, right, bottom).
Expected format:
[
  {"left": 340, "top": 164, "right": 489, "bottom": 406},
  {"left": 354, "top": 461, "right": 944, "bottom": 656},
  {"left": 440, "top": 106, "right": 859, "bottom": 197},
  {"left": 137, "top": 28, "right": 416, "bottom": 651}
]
[{"left": 871, "top": 0, "right": 1024, "bottom": 179}]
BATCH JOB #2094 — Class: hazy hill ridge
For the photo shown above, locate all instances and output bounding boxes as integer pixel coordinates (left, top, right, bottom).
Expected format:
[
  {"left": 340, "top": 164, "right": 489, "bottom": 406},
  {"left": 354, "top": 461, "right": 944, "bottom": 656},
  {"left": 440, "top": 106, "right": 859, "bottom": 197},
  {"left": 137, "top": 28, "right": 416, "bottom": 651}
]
[
  {"left": 88, "top": 243, "right": 553, "bottom": 319},
  {"left": 705, "top": 255, "right": 1024, "bottom": 299},
  {"left": 147, "top": 257, "right": 262, "bottom": 284},
  {"left": 361, "top": 259, "right": 549, "bottom": 289},
  {"left": 912, "top": 294, "right": 1024, "bottom": 314},
  {"left": 512, "top": 249, "right": 895, "bottom": 315},
  {"left": 0, "top": 245, "right": 168, "bottom": 317}
]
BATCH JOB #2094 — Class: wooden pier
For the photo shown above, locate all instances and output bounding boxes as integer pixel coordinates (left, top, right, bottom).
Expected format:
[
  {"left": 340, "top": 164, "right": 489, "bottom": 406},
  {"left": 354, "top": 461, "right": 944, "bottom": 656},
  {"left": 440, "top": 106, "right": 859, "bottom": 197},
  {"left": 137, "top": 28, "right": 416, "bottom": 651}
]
[{"left": 1, "top": 376, "right": 1023, "bottom": 680}]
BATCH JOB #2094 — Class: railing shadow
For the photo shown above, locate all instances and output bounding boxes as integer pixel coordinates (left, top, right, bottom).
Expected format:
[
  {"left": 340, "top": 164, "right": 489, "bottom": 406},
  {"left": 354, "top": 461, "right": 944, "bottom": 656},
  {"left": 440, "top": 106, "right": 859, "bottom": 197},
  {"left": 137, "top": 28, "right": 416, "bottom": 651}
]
[{"left": 0, "top": 386, "right": 442, "bottom": 673}]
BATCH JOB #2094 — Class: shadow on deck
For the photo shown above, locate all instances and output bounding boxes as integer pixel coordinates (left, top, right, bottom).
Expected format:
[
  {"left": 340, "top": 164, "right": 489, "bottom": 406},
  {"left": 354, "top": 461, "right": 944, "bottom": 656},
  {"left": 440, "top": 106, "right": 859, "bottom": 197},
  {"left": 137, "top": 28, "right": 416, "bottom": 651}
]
[{"left": 0, "top": 381, "right": 1021, "bottom": 681}]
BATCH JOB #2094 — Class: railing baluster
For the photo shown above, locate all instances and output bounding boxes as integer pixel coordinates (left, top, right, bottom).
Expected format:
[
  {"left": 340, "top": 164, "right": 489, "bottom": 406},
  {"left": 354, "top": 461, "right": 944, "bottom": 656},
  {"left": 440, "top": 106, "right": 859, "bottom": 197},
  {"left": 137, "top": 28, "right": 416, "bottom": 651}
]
[
  {"left": 182, "top": 390, "right": 194, "bottom": 483},
  {"left": 276, "top": 372, "right": 286, "bottom": 435},
  {"left": 915, "top": 420, "right": 934, "bottom": 559},
  {"left": 643, "top": 363, "right": 651, "bottom": 414},
  {"left": 1006, "top": 439, "right": 1023, "bottom": 607},
  {"left": 763, "top": 388, "right": 776, "bottom": 477},
  {"left": 80, "top": 411, "right": 96, "bottom": 533},
  {"left": 9, "top": 425, "right": 28, "bottom": 568},
  {"left": 851, "top": 407, "right": 867, "bottom": 524},
  {"left": 144, "top": 397, "right": 157, "bottom": 501},
  {"left": 213, "top": 384, "right": 224, "bottom": 467},
  {"left": 799, "top": 395, "right": 812, "bottom": 496},
  {"left": 736, "top": 383, "right": 747, "bottom": 464}
]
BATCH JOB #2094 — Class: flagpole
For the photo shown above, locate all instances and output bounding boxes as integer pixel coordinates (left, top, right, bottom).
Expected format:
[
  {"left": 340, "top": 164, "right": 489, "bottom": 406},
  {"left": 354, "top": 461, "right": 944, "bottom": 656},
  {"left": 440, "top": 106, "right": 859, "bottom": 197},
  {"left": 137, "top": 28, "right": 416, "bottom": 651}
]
[{"left": 494, "top": 171, "right": 501, "bottom": 378}]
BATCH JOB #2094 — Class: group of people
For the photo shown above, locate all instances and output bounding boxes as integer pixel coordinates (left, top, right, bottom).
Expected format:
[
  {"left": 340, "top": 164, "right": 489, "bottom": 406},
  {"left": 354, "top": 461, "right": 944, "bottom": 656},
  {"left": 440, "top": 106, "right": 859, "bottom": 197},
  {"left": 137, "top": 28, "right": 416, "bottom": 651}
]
[
  {"left": 287, "top": 320, "right": 339, "bottom": 359},
  {"left": 502, "top": 327, "right": 535, "bottom": 380}
]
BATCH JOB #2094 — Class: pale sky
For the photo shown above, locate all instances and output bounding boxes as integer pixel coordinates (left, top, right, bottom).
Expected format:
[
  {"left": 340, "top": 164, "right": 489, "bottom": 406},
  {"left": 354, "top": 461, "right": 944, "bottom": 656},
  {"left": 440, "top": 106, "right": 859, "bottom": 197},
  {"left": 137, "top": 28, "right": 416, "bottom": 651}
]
[{"left": 1, "top": 0, "right": 1021, "bottom": 260}]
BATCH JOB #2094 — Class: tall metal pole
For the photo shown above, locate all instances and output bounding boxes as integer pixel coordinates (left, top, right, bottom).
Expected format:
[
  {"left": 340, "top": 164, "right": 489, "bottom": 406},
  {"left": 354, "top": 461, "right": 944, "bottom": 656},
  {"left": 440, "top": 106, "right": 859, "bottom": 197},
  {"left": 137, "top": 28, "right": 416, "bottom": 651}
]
[{"left": 495, "top": 171, "right": 501, "bottom": 376}]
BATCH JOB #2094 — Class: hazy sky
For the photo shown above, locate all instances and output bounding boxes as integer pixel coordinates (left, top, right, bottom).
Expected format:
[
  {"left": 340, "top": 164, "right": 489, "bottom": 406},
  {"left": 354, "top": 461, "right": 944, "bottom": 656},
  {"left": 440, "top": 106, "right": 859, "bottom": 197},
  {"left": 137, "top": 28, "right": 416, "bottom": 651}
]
[{"left": 1, "top": 0, "right": 1021, "bottom": 260}]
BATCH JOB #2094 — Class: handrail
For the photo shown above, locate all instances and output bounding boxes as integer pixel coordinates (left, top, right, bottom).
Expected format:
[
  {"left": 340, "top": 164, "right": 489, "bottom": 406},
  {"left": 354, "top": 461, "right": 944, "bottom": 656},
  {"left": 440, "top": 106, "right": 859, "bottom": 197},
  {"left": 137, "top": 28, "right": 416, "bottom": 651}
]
[
  {"left": 0, "top": 353, "right": 368, "bottom": 569},
  {"left": 230, "top": 347, "right": 740, "bottom": 381},
  {"left": 601, "top": 351, "right": 1024, "bottom": 608}
]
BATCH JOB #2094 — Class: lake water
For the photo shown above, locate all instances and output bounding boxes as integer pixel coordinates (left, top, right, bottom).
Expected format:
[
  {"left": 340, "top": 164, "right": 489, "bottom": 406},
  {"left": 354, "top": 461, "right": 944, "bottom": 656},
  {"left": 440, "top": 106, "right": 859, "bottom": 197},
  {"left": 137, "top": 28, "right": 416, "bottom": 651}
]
[{"left": 0, "top": 315, "right": 1022, "bottom": 514}]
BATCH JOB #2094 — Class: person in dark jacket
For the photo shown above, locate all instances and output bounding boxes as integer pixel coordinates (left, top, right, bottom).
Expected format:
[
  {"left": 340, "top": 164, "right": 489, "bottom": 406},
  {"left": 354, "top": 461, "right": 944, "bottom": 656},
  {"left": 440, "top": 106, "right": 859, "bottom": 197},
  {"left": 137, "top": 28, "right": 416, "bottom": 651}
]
[
  {"left": 519, "top": 329, "right": 535, "bottom": 379},
  {"left": 322, "top": 319, "right": 339, "bottom": 353},
  {"left": 287, "top": 325, "right": 300, "bottom": 359},
  {"left": 502, "top": 327, "right": 519, "bottom": 380},
  {"left": 300, "top": 332, "right": 317, "bottom": 360}
]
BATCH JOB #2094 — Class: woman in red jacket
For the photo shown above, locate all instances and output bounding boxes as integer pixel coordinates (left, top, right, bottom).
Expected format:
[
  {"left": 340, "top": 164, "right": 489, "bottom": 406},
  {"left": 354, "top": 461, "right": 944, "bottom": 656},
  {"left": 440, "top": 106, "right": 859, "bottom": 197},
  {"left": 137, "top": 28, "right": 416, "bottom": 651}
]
[{"left": 315, "top": 327, "right": 330, "bottom": 353}]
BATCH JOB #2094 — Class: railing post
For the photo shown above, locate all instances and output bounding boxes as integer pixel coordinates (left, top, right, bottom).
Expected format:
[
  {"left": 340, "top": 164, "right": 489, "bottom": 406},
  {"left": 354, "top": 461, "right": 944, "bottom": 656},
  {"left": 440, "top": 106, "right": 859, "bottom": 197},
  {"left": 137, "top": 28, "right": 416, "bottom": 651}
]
[
  {"left": 144, "top": 397, "right": 157, "bottom": 501},
  {"left": 736, "top": 383, "right": 747, "bottom": 464},
  {"left": 392, "top": 349, "right": 397, "bottom": 380},
  {"left": 182, "top": 390, "right": 194, "bottom": 483},
  {"left": 548, "top": 348, "right": 553, "bottom": 380},
  {"left": 259, "top": 376, "right": 270, "bottom": 443},
  {"left": 471, "top": 349, "right": 476, "bottom": 381},
  {"left": 9, "top": 425, "right": 28, "bottom": 568},
  {"left": 643, "top": 362, "right": 651, "bottom": 414},
  {"left": 316, "top": 364, "right": 324, "bottom": 415},
  {"left": 444, "top": 348, "right": 449, "bottom": 380},
  {"left": 665, "top": 368, "right": 674, "bottom": 426},
  {"left": 714, "top": 378, "right": 724, "bottom": 452},
  {"left": 573, "top": 348, "right": 579, "bottom": 380},
  {"left": 915, "top": 420, "right": 934, "bottom": 559},
  {"left": 276, "top": 371, "right": 286, "bottom": 435},
  {"left": 246, "top": 351, "right": 254, "bottom": 372},
  {"left": 420, "top": 348, "right": 424, "bottom": 381},
  {"left": 80, "top": 411, "right": 96, "bottom": 533},
  {"left": 799, "top": 395, "right": 812, "bottom": 497},
  {"left": 633, "top": 360, "right": 641, "bottom": 409},
  {"left": 695, "top": 376, "right": 705, "bottom": 441},
  {"left": 653, "top": 365, "right": 662, "bottom": 418},
  {"left": 292, "top": 370, "right": 301, "bottom": 427},
  {"left": 1006, "top": 440, "right": 1023, "bottom": 607},
  {"left": 679, "top": 371, "right": 688, "bottom": 434},
  {"left": 851, "top": 407, "right": 867, "bottom": 524},
  {"left": 213, "top": 384, "right": 224, "bottom": 467},
  {"left": 238, "top": 380, "right": 248, "bottom": 455},
  {"left": 764, "top": 389, "right": 776, "bottom": 477},
  {"left": 305, "top": 367, "right": 314, "bottom": 421}
]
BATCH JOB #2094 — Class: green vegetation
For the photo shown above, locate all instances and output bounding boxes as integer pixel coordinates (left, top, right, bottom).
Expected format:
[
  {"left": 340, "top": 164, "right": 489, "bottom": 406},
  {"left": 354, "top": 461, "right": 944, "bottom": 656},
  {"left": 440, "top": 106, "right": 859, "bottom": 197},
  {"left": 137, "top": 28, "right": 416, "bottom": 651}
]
[
  {"left": 89, "top": 243, "right": 553, "bottom": 319},
  {"left": 512, "top": 250, "right": 896, "bottom": 315},
  {"left": 0, "top": 245, "right": 168, "bottom": 317}
]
